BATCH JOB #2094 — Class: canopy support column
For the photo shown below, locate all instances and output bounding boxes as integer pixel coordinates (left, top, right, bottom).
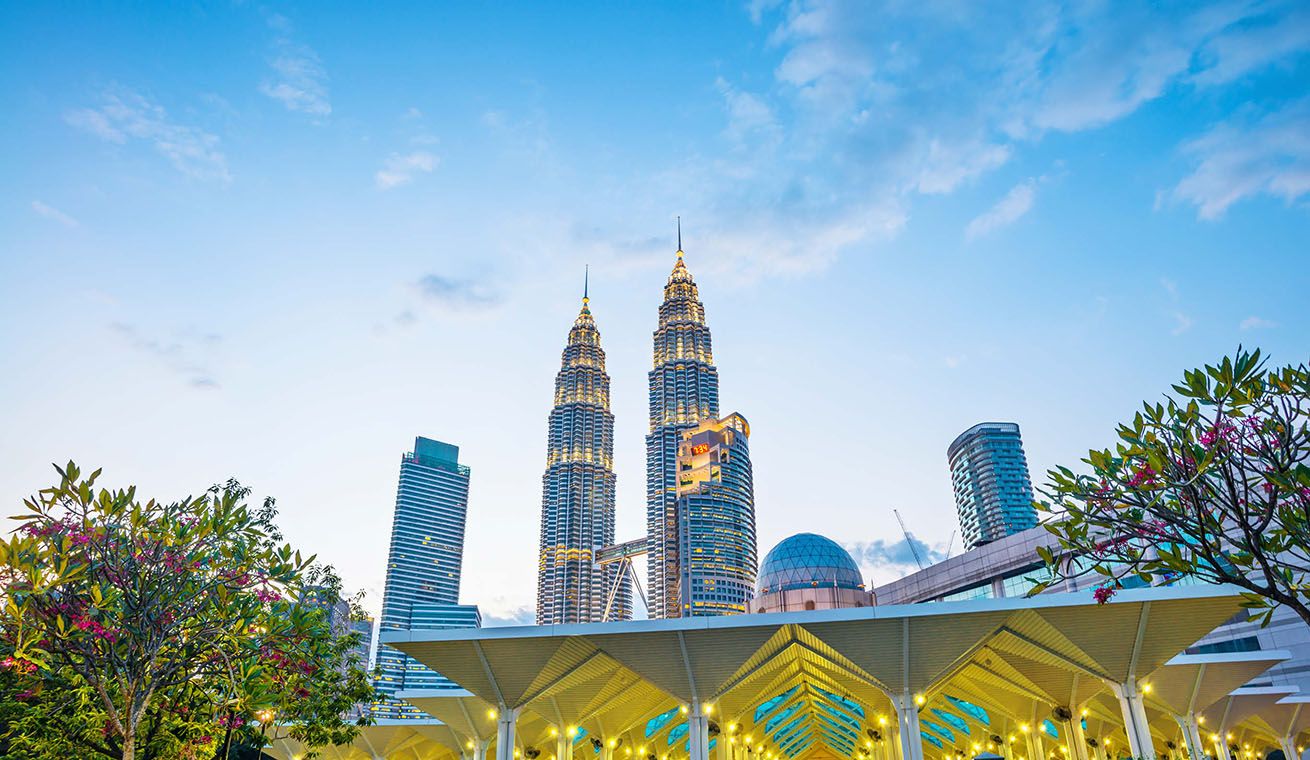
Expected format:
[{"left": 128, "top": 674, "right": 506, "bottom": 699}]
[
  {"left": 1279, "top": 737, "right": 1299, "bottom": 760},
  {"left": 1175, "top": 714, "right": 1205, "bottom": 760},
  {"left": 557, "top": 732, "right": 574, "bottom": 760},
  {"left": 495, "top": 707, "right": 521, "bottom": 760},
  {"left": 689, "top": 703, "right": 711, "bottom": 760},
  {"left": 474, "top": 738, "right": 490, "bottom": 760},
  {"left": 1070, "top": 713, "right": 1091, "bottom": 760},
  {"left": 892, "top": 693, "right": 924, "bottom": 760},
  {"left": 1110, "top": 680, "right": 1154, "bottom": 760}
]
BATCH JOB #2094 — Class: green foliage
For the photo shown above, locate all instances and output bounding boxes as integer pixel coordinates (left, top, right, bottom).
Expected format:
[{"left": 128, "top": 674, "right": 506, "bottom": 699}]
[
  {"left": 1031, "top": 348, "right": 1310, "bottom": 626},
  {"left": 0, "top": 463, "right": 375, "bottom": 760}
]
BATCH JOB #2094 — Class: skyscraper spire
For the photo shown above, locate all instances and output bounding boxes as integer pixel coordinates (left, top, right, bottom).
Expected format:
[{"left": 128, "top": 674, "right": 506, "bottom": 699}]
[
  {"left": 583, "top": 264, "right": 589, "bottom": 303},
  {"left": 676, "top": 216, "right": 683, "bottom": 257}
]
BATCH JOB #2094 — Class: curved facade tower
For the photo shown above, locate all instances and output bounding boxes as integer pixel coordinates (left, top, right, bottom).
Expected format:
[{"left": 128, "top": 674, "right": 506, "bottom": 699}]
[
  {"left": 536, "top": 285, "right": 629, "bottom": 623},
  {"left": 646, "top": 235, "right": 726, "bottom": 618}
]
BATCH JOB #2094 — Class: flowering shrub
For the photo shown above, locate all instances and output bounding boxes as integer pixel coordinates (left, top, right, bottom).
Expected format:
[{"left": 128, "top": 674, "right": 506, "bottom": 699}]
[
  {"left": 1032, "top": 349, "right": 1310, "bottom": 627},
  {"left": 0, "top": 464, "right": 374, "bottom": 760}
]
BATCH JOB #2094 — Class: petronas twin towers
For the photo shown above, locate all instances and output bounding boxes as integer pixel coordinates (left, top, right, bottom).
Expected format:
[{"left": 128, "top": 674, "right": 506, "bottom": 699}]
[{"left": 535, "top": 227, "right": 757, "bottom": 624}]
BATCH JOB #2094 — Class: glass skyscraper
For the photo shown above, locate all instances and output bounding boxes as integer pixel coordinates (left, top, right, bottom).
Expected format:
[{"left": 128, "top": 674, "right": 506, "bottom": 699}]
[
  {"left": 947, "top": 422, "right": 1037, "bottom": 550},
  {"left": 536, "top": 283, "right": 629, "bottom": 624},
  {"left": 372, "top": 437, "right": 479, "bottom": 719},
  {"left": 674, "top": 413, "right": 757, "bottom": 616},
  {"left": 647, "top": 230, "right": 753, "bottom": 619}
]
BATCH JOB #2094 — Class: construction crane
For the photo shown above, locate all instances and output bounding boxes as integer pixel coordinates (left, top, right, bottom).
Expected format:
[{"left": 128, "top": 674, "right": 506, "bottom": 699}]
[{"left": 893, "top": 509, "right": 926, "bottom": 570}]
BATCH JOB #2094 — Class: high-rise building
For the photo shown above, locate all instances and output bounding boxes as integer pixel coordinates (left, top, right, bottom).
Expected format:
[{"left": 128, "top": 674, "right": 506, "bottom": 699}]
[
  {"left": 536, "top": 278, "right": 629, "bottom": 624},
  {"left": 673, "top": 413, "right": 757, "bottom": 616},
  {"left": 372, "top": 437, "right": 479, "bottom": 719},
  {"left": 947, "top": 422, "right": 1037, "bottom": 550},
  {"left": 646, "top": 226, "right": 727, "bottom": 618}
]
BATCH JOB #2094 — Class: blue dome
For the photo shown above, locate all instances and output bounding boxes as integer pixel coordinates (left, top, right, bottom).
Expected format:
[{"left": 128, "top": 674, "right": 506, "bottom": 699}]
[{"left": 756, "top": 533, "right": 865, "bottom": 594}]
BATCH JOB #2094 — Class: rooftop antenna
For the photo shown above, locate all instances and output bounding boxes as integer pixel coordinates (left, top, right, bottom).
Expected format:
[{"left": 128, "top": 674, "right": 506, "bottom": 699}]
[
  {"left": 583, "top": 264, "right": 589, "bottom": 303},
  {"left": 676, "top": 216, "right": 683, "bottom": 257},
  {"left": 893, "top": 509, "right": 927, "bottom": 570}
]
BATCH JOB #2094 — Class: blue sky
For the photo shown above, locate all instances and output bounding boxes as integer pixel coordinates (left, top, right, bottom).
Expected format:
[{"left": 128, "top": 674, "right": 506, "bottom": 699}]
[{"left": 1, "top": 1, "right": 1308, "bottom": 625}]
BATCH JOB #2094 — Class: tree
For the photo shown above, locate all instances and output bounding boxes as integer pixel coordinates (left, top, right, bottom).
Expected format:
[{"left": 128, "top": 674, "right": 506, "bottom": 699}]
[
  {"left": 0, "top": 463, "right": 375, "bottom": 760},
  {"left": 1032, "top": 349, "right": 1310, "bottom": 627}
]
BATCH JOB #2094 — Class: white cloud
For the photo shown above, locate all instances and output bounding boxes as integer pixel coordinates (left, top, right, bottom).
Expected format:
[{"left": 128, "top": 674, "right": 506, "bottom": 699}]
[
  {"left": 259, "top": 14, "right": 331, "bottom": 117},
  {"left": 1171, "top": 311, "right": 1194, "bottom": 335},
  {"left": 31, "top": 201, "right": 79, "bottom": 227},
  {"left": 66, "top": 89, "right": 230, "bottom": 182},
  {"left": 716, "top": 77, "right": 781, "bottom": 149},
  {"left": 965, "top": 180, "right": 1036, "bottom": 240},
  {"left": 375, "top": 151, "right": 438, "bottom": 189},
  {"left": 1240, "top": 316, "right": 1278, "bottom": 330},
  {"left": 1171, "top": 99, "right": 1310, "bottom": 219}
]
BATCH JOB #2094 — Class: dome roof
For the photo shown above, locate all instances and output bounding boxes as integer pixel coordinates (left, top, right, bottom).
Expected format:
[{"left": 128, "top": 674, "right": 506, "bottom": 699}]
[{"left": 756, "top": 533, "right": 865, "bottom": 594}]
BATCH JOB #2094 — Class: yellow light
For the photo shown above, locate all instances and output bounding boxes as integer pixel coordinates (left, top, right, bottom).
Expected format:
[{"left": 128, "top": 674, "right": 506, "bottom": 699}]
[
  {"left": 915, "top": 695, "right": 926, "bottom": 706},
  {"left": 879, "top": 716, "right": 888, "bottom": 727},
  {"left": 730, "top": 724, "right": 739, "bottom": 733},
  {"left": 1080, "top": 709, "right": 1088, "bottom": 717},
  {"left": 974, "top": 744, "right": 982, "bottom": 751},
  {"left": 1021, "top": 724, "right": 1031, "bottom": 734},
  {"left": 467, "top": 742, "right": 475, "bottom": 750},
  {"left": 1228, "top": 734, "right": 1235, "bottom": 741},
  {"left": 516, "top": 752, "right": 522, "bottom": 758},
  {"left": 639, "top": 746, "right": 647, "bottom": 754},
  {"left": 705, "top": 704, "right": 714, "bottom": 715},
  {"left": 567, "top": 727, "right": 579, "bottom": 739},
  {"left": 608, "top": 739, "right": 617, "bottom": 749},
  {"left": 681, "top": 706, "right": 689, "bottom": 715},
  {"left": 551, "top": 728, "right": 560, "bottom": 738},
  {"left": 625, "top": 750, "right": 632, "bottom": 757},
  {"left": 489, "top": 709, "right": 499, "bottom": 720},
  {"left": 730, "top": 739, "right": 736, "bottom": 745},
  {"left": 1142, "top": 683, "right": 1152, "bottom": 694},
  {"left": 866, "top": 741, "right": 874, "bottom": 749},
  {"left": 1010, "top": 736, "right": 1017, "bottom": 743}
]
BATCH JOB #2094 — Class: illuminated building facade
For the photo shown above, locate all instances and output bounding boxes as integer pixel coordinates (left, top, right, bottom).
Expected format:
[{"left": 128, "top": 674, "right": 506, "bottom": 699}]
[
  {"left": 673, "top": 412, "right": 757, "bottom": 616},
  {"left": 646, "top": 231, "right": 724, "bottom": 618},
  {"left": 947, "top": 422, "right": 1037, "bottom": 551},
  {"left": 536, "top": 282, "right": 629, "bottom": 623},
  {"left": 372, "top": 437, "right": 480, "bottom": 719}
]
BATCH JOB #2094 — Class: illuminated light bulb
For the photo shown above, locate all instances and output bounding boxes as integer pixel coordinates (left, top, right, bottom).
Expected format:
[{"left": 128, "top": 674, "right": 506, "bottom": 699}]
[
  {"left": 468, "top": 742, "right": 475, "bottom": 750},
  {"left": 551, "top": 728, "right": 560, "bottom": 737},
  {"left": 1021, "top": 725, "right": 1031, "bottom": 734},
  {"left": 516, "top": 752, "right": 522, "bottom": 758},
  {"left": 1141, "top": 683, "right": 1152, "bottom": 694},
  {"left": 608, "top": 740, "right": 617, "bottom": 749},
  {"left": 705, "top": 704, "right": 714, "bottom": 715},
  {"left": 567, "top": 726, "right": 579, "bottom": 739},
  {"left": 879, "top": 717, "right": 889, "bottom": 727},
  {"left": 1081, "top": 709, "right": 1088, "bottom": 717},
  {"left": 915, "top": 695, "right": 926, "bottom": 706},
  {"left": 1197, "top": 717, "right": 1205, "bottom": 725},
  {"left": 489, "top": 709, "right": 499, "bottom": 720}
]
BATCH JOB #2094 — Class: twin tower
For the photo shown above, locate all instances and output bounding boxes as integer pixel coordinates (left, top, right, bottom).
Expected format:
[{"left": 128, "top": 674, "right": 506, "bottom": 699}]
[{"left": 535, "top": 229, "right": 758, "bottom": 624}]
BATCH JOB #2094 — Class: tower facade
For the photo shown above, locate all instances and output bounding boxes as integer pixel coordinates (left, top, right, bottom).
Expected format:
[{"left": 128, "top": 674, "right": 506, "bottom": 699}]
[
  {"left": 536, "top": 285, "right": 629, "bottom": 623},
  {"left": 947, "top": 422, "right": 1037, "bottom": 551},
  {"left": 674, "top": 413, "right": 757, "bottom": 616},
  {"left": 646, "top": 235, "right": 723, "bottom": 618},
  {"left": 372, "top": 437, "right": 480, "bottom": 719}
]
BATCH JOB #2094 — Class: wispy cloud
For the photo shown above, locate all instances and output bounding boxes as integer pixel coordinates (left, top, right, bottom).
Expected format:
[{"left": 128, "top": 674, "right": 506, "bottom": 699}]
[
  {"left": 260, "top": 14, "right": 331, "bottom": 117},
  {"left": 1240, "top": 316, "right": 1278, "bottom": 330},
  {"left": 31, "top": 200, "right": 79, "bottom": 227},
  {"left": 375, "top": 151, "right": 438, "bottom": 189},
  {"left": 846, "top": 537, "right": 949, "bottom": 579},
  {"left": 1171, "top": 98, "right": 1310, "bottom": 220},
  {"left": 415, "top": 274, "right": 499, "bottom": 310},
  {"left": 966, "top": 180, "right": 1037, "bottom": 240},
  {"left": 1159, "top": 279, "right": 1193, "bottom": 336},
  {"left": 480, "top": 606, "right": 534, "bottom": 627},
  {"left": 110, "top": 322, "right": 222, "bottom": 389},
  {"left": 66, "top": 89, "right": 230, "bottom": 182}
]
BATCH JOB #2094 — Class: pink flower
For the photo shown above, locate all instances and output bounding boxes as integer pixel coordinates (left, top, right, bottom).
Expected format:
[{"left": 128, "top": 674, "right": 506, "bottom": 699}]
[{"left": 1093, "top": 585, "right": 1118, "bottom": 605}]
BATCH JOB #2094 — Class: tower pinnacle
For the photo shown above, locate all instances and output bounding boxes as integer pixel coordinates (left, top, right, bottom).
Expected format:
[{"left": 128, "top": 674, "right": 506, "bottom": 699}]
[
  {"left": 676, "top": 216, "right": 683, "bottom": 258},
  {"left": 583, "top": 264, "right": 589, "bottom": 304}
]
